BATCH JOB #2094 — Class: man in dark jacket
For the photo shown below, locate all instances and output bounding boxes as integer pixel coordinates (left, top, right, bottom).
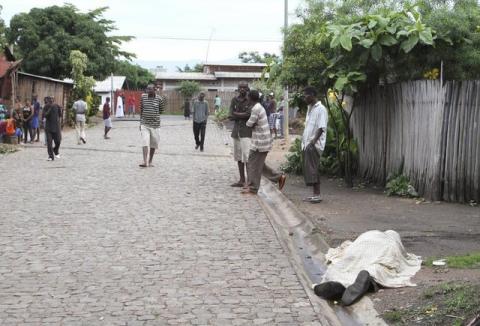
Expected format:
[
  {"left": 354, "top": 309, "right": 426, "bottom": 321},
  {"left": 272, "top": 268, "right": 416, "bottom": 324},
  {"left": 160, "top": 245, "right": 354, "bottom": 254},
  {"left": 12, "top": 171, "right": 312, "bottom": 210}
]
[{"left": 43, "top": 96, "right": 62, "bottom": 161}]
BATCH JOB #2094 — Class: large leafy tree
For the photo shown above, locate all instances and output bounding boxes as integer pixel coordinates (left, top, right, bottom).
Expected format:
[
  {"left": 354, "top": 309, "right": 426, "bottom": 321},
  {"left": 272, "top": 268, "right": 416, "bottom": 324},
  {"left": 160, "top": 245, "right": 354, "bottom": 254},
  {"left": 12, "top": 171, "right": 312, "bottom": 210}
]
[
  {"left": 7, "top": 5, "right": 134, "bottom": 79},
  {"left": 114, "top": 61, "right": 154, "bottom": 90}
]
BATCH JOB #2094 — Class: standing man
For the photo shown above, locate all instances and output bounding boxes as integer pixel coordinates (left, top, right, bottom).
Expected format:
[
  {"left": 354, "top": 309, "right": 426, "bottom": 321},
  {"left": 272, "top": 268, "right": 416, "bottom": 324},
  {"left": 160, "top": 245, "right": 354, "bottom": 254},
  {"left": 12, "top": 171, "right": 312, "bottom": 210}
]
[
  {"left": 43, "top": 97, "right": 62, "bottom": 161},
  {"left": 31, "top": 95, "right": 41, "bottom": 142},
  {"left": 139, "top": 84, "right": 166, "bottom": 167},
  {"left": 277, "top": 96, "right": 285, "bottom": 138},
  {"left": 214, "top": 94, "right": 221, "bottom": 113},
  {"left": 103, "top": 97, "right": 112, "bottom": 139},
  {"left": 229, "top": 81, "right": 252, "bottom": 187},
  {"left": 267, "top": 93, "right": 277, "bottom": 137},
  {"left": 242, "top": 90, "right": 286, "bottom": 195},
  {"left": 301, "top": 86, "right": 328, "bottom": 203},
  {"left": 192, "top": 92, "right": 209, "bottom": 152},
  {"left": 72, "top": 96, "right": 87, "bottom": 144}
]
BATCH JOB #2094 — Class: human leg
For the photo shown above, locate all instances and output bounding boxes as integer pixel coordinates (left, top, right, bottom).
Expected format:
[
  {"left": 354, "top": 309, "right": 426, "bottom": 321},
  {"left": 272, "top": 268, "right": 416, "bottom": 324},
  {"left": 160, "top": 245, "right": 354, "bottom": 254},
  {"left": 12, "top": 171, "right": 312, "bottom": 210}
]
[
  {"left": 46, "top": 131, "right": 54, "bottom": 159},
  {"left": 193, "top": 122, "right": 200, "bottom": 148},
  {"left": 246, "top": 150, "right": 267, "bottom": 193},
  {"left": 199, "top": 122, "right": 206, "bottom": 151},
  {"left": 52, "top": 132, "right": 61, "bottom": 156}
]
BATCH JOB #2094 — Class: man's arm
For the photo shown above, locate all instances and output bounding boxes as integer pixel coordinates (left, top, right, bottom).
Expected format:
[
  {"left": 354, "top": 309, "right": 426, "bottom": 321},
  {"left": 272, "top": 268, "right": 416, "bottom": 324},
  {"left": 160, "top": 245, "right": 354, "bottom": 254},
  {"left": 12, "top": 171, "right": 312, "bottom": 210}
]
[
  {"left": 309, "top": 127, "right": 324, "bottom": 146},
  {"left": 246, "top": 105, "right": 258, "bottom": 127},
  {"left": 205, "top": 102, "right": 209, "bottom": 120},
  {"left": 228, "top": 99, "right": 236, "bottom": 120}
]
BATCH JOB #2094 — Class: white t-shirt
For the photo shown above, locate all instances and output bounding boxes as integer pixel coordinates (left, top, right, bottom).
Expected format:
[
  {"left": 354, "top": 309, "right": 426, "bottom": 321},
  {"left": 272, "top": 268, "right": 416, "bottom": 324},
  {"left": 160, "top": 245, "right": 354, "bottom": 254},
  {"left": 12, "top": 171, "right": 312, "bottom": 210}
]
[{"left": 302, "top": 101, "right": 328, "bottom": 152}]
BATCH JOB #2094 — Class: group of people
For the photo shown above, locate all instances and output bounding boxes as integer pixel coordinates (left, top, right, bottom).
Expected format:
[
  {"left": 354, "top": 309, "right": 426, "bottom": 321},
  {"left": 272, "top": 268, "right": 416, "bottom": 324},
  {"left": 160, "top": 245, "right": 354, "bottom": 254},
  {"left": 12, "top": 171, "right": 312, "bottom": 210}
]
[
  {"left": 227, "top": 82, "right": 328, "bottom": 201},
  {"left": 0, "top": 95, "right": 42, "bottom": 144}
]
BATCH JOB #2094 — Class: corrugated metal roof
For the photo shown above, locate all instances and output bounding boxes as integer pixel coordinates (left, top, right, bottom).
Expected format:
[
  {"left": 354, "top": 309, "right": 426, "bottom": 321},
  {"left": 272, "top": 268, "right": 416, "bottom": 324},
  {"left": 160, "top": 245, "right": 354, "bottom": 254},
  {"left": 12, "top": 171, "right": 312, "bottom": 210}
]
[
  {"left": 214, "top": 72, "right": 267, "bottom": 79},
  {"left": 204, "top": 62, "right": 267, "bottom": 67},
  {"left": 18, "top": 71, "right": 73, "bottom": 84},
  {"left": 94, "top": 76, "right": 126, "bottom": 92},
  {"left": 155, "top": 72, "right": 216, "bottom": 81}
]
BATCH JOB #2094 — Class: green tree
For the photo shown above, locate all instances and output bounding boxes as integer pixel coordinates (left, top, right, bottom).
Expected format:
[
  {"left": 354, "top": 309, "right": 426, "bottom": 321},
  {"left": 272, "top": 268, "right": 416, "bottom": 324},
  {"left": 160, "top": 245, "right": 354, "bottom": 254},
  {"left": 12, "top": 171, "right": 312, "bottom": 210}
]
[
  {"left": 277, "top": 2, "right": 443, "bottom": 186},
  {"left": 177, "top": 80, "right": 200, "bottom": 99},
  {"left": 114, "top": 61, "right": 154, "bottom": 90},
  {"left": 239, "top": 51, "right": 280, "bottom": 64},
  {"left": 68, "top": 50, "right": 96, "bottom": 124},
  {"left": 0, "top": 5, "right": 6, "bottom": 48},
  {"left": 7, "top": 5, "right": 134, "bottom": 79}
]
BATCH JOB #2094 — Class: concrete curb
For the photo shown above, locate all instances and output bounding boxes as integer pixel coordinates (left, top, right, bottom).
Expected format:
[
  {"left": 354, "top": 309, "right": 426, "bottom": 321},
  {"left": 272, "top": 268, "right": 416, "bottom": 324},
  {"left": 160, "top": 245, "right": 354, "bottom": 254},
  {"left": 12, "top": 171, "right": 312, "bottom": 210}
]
[{"left": 258, "top": 180, "right": 387, "bottom": 326}]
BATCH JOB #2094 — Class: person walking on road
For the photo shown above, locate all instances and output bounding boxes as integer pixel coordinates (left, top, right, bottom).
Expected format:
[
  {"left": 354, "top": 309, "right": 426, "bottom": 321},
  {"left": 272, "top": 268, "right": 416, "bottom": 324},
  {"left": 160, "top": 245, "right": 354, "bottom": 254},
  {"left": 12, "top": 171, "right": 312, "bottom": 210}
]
[
  {"left": 214, "top": 94, "right": 221, "bottom": 112},
  {"left": 103, "top": 97, "right": 112, "bottom": 139},
  {"left": 242, "top": 90, "right": 286, "bottom": 195},
  {"left": 31, "top": 95, "right": 41, "bottom": 142},
  {"left": 139, "top": 84, "right": 166, "bottom": 167},
  {"left": 72, "top": 96, "right": 87, "bottom": 144},
  {"left": 301, "top": 86, "right": 328, "bottom": 203},
  {"left": 229, "top": 81, "right": 252, "bottom": 187},
  {"left": 192, "top": 92, "right": 209, "bottom": 152},
  {"left": 43, "top": 97, "right": 62, "bottom": 161}
]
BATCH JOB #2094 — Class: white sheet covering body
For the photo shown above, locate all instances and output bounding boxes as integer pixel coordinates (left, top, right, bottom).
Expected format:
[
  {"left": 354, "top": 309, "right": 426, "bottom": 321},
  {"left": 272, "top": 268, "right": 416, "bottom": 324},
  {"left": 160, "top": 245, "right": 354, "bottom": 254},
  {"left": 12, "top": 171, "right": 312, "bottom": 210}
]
[{"left": 323, "top": 230, "right": 422, "bottom": 288}]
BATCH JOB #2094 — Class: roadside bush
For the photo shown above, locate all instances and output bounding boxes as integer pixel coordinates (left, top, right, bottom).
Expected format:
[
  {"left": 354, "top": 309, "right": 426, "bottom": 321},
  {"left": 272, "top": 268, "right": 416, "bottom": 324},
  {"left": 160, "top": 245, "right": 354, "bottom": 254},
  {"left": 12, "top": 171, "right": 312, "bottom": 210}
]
[
  {"left": 214, "top": 107, "right": 229, "bottom": 122},
  {"left": 281, "top": 138, "right": 303, "bottom": 175},
  {"left": 386, "top": 174, "right": 419, "bottom": 197}
]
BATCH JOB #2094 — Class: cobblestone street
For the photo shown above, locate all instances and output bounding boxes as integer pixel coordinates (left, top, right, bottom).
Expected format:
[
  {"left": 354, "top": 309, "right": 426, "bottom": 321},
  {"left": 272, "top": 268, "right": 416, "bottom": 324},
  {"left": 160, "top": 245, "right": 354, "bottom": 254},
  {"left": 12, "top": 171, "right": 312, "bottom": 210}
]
[{"left": 1, "top": 117, "right": 321, "bottom": 325}]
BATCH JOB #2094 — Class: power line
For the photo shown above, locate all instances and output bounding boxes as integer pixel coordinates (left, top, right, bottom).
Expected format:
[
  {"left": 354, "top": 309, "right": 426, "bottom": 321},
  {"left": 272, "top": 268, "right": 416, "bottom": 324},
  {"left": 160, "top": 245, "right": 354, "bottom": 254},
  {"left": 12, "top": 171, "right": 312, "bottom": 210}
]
[{"left": 134, "top": 36, "right": 282, "bottom": 43}]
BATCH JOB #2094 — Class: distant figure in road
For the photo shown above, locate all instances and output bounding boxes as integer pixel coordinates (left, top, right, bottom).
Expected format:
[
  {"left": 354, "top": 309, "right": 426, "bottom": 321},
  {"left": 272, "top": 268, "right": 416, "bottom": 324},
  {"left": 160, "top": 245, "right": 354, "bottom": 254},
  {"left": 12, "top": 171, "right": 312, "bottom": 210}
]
[
  {"left": 277, "top": 95, "right": 285, "bottom": 138},
  {"left": 31, "top": 95, "right": 41, "bottom": 142},
  {"left": 229, "top": 81, "right": 252, "bottom": 187},
  {"left": 43, "top": 97, "right": 62, "bottom": 161},
  {"left": 139, "top": 84, "right": 166, "bottom": 167},
  {"left": 192, "top": 92, "right": 209, "bottom": 152},
  {"left": 183, "top": 99, "right": 191, "bottom": 120},
  {"left": 127, "top": 95, "right": 135, "bottom": 117},
  {"left": 242, "top": 90, "right": 286, "bottom": 195},
  {"left": 116, "top": 95, "right": 125, "bottom": 118},
  {"left": 103, "top": 97, "right": 112, "bottom": 139},
  {"left": 72, "top": 96, "right": 87, "bottom": 145},
  {"left": 301, "top": 86, "right": 328, "bottom": 203},
  {"left": 214, "top": 94, "right": 221, "bottom": 112}
]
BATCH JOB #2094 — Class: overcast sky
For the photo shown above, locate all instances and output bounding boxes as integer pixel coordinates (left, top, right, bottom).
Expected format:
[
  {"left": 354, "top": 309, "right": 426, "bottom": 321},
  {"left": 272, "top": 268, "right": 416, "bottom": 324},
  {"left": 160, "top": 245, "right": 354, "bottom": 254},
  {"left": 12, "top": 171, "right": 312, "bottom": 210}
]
[{"left": 1, "top": 0, "right": 305, "bottom": 70}]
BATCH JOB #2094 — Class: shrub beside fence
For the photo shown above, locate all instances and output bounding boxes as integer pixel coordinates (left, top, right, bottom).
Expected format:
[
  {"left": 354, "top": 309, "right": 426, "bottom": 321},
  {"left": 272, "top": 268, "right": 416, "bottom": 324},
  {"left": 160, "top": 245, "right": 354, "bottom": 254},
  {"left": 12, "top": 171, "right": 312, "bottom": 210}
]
[{"left": 352, "top": 80, "right": 480, "bottom": 202}]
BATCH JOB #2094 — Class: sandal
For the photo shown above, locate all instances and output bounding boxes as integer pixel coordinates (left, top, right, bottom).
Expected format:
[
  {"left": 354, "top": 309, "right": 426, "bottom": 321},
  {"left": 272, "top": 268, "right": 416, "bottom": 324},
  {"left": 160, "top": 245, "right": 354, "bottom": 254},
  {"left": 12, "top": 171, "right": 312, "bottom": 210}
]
[{"left": 139, "top": 164, "right": 148, "bottom": 168}]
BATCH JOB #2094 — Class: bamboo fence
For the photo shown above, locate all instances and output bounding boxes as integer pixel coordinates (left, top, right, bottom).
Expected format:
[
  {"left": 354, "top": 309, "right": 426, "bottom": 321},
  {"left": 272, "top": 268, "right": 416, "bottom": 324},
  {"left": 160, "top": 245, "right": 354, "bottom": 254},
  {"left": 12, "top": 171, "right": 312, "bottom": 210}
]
[{"left": 352, "top": 80, "right": 480, "bottom": 202}]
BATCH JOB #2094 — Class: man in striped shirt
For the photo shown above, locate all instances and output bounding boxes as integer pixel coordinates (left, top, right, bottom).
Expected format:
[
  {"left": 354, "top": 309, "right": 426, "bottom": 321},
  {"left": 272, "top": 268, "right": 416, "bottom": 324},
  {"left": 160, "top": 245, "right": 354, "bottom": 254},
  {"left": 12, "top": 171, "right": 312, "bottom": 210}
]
[
  {"left": 242, "top": 90, "right": 286, "bottom": 194},
  {"left": 139, "top": 84, "right": 166, "bottom": 167}
]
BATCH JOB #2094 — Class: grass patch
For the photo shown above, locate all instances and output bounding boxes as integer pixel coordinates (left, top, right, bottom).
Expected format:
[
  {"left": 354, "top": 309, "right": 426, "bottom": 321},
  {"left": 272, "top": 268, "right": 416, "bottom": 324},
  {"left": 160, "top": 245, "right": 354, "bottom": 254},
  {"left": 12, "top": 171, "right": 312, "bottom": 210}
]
[
  {"left": 381, "top": 282, "right": 480, "bottom": 325},
  {"left": 425, "top": 252, "right": 480, "bottom": 269},
  {"left": 0, "top": 144, "right": 19, "bottom": 154}
]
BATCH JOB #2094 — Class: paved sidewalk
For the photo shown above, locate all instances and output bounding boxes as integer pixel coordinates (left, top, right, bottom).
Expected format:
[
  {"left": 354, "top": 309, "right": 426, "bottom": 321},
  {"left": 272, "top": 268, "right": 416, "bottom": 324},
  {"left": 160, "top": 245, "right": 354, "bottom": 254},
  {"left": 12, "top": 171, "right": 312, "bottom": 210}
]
[{"left": 0, "top": 117, "right": 321, "bottom": 325}]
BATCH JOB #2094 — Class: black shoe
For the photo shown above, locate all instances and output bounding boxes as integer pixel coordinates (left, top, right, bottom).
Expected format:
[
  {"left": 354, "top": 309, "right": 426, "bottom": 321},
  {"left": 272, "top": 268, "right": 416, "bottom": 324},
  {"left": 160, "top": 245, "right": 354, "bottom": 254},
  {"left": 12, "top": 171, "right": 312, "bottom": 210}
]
[
  {"left": 81, "top": 137, "right": 86, "bottom": 144},
  {"left": 200, "top": 146, "right": 204, "bottom": 152},
  {"left": 312, "top": 282, "right": 346, "bottom": 301},
  {"left": 341, "top": 270, "right": 376, "bottom": 306},
  {"left": 195, "top": 145, "right": 199, "bottom": 150}
]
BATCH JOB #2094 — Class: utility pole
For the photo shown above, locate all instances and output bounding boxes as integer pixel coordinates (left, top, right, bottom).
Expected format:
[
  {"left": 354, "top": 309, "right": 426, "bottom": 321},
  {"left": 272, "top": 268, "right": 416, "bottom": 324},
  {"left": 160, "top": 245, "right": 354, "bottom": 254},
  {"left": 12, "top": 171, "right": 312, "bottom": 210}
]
[{"left": 283, "top": 0, "right": 290, "bottom": 143}]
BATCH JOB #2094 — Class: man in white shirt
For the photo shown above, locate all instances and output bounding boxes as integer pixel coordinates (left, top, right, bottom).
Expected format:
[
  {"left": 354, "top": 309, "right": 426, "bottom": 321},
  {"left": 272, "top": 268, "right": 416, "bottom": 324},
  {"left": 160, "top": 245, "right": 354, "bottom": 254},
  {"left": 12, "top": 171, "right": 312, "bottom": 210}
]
[
  {"left": 72, "top": 97, "right": 87, "bottom": 145},
  {"left": 301, "top": 86, "right": 328, "bottom": 203}
]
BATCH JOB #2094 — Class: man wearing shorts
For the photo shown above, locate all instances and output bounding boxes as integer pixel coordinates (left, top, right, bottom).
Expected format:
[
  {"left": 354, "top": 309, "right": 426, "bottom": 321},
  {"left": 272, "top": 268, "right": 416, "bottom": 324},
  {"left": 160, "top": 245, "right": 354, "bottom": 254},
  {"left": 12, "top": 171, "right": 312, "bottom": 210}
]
[
  {"left": 228, "top": 81, "right": 252, "bottom": 187},
  {"left": 139, "top": 84, "right": 165, "bottom": 167}
]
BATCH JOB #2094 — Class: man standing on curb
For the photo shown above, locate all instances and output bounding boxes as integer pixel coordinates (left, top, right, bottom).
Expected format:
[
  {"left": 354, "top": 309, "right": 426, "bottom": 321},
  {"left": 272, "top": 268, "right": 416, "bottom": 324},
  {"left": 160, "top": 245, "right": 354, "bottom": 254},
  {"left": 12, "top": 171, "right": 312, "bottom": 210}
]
[
  {"left": 44, "top": 97, "right": 62, "bottom": 161},
  {"left": 139, "top": 84, "right": 165, "bottom": 168},
  {"left": 242, "top": 90, "right": 286, "bottom": 195},
  {"left": 72, "top": 96, "right": 87, "bottom": 144},
  {"left": 192, "top": 92, "right": 209, "bottom": 152},
  {"left": 301, "top": 86, "right": 328, "bottom": 203},
  {"left": 229, "top": 81, "right": 252, "bottom": 187}
]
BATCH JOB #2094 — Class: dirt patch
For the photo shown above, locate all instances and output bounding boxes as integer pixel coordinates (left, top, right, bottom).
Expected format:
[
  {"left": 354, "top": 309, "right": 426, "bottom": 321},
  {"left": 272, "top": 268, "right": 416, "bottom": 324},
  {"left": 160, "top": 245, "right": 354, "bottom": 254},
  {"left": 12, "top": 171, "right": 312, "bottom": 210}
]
[{"left": 265, "top": 139, "right": 480, "bottom": 325}]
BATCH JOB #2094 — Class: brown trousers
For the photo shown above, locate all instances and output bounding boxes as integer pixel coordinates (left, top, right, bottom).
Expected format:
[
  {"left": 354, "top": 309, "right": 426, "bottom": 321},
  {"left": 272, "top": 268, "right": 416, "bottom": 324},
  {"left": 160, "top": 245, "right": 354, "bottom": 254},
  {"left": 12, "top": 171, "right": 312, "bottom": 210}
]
[{"left": 247, "top": 150, "right": 283, "bottom": 193}]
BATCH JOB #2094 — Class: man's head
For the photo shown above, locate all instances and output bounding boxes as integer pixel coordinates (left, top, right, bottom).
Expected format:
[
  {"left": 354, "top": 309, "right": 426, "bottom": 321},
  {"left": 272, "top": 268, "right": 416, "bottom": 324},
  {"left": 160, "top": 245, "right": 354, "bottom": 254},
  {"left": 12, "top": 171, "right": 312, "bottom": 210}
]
[
  {"left": 44, "top": 96, "right": 53, "bottom": 105},
  {"left": 238, "top": 81, "right": 249, "bottom": 97},
  {"left": 106, "top": 97, "right": 110, "bottom": 103},
  {"left": 198, "top": 92, "right": 205, "bottom": 101},
  {"left": 303, "top": 86, "right": 318, "bottom": 105},
  {"left": 248, "top": 90, "right": 260, "bottom": 103},
  {"left": 146, "top": 84, "right": 156, "bottom": 96}
]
